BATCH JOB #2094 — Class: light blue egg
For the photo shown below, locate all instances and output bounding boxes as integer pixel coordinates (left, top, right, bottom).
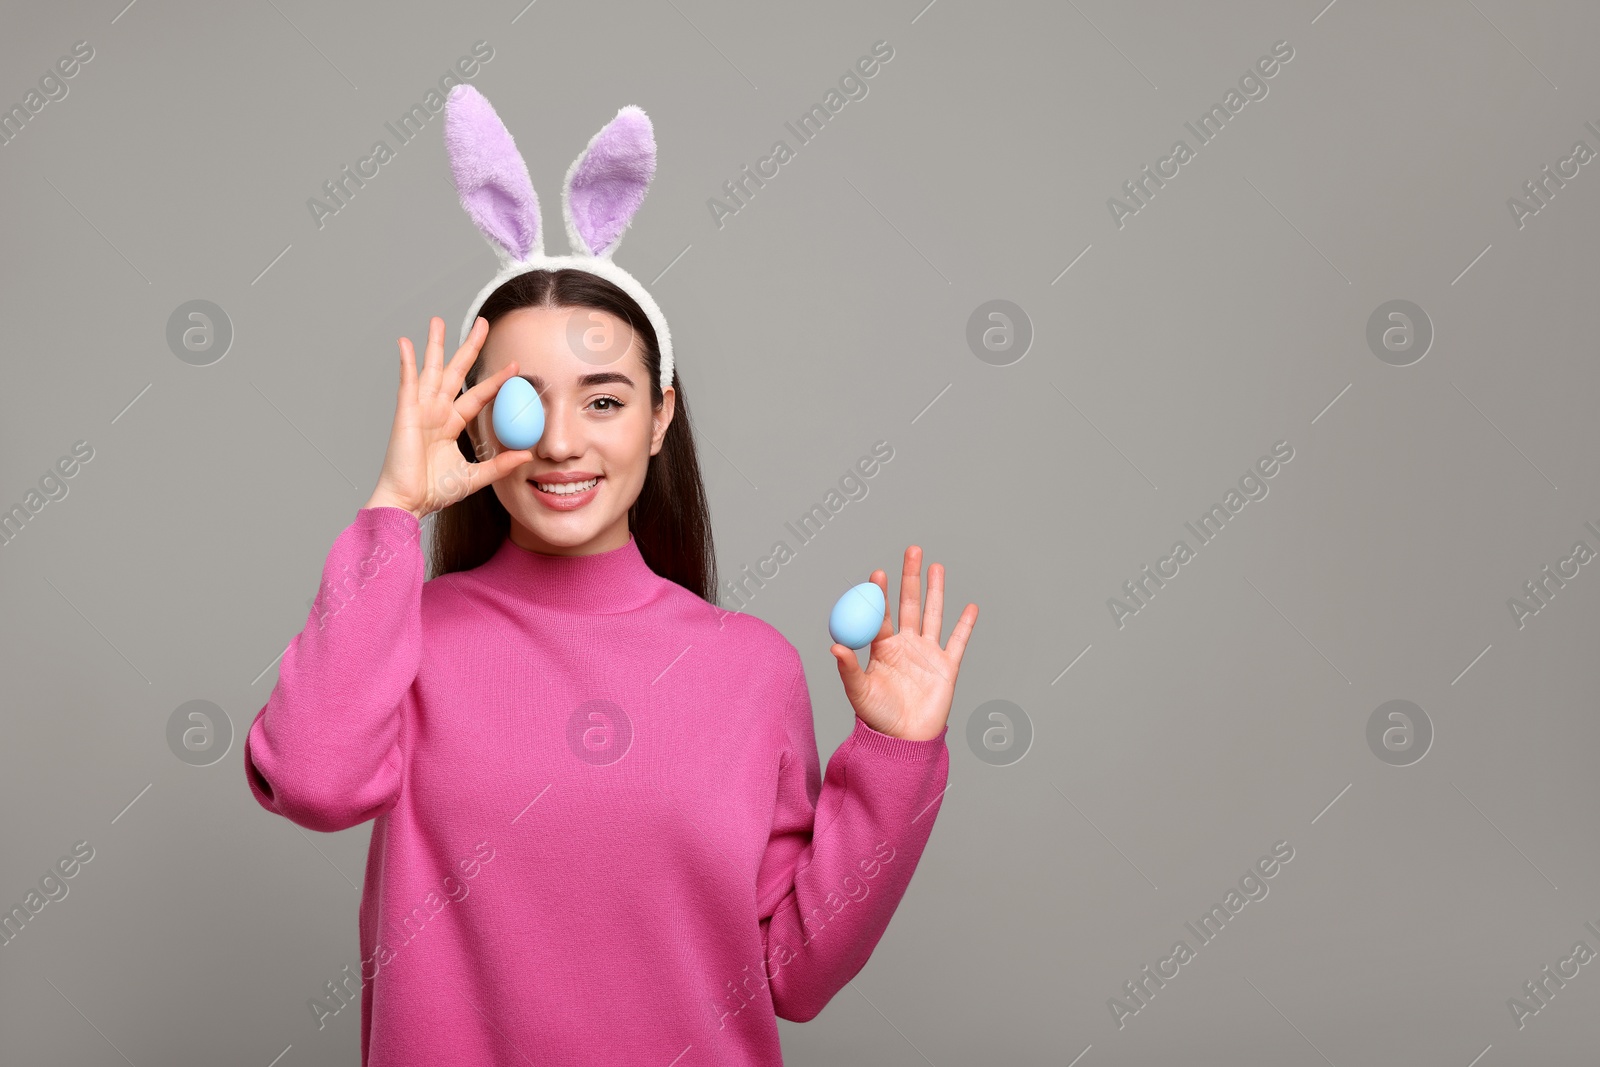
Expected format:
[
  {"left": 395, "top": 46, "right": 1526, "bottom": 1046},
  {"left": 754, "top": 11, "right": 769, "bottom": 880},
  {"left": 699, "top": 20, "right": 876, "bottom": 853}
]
[
  {"left": 492, "top": 376, "right": 544, "bottom": 450},
  {"left": 829, "top": 581, "right": 885, "bottom": 649}
]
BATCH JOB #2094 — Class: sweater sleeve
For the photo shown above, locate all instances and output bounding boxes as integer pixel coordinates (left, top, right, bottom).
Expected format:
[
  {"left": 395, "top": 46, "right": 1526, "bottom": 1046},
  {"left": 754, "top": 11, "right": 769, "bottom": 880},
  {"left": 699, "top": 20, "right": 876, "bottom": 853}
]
[
  {"left": 753, "top": 651, "right": 951, "bottom": 1023},
  {"left": 243, "top": 506, "right": 424, "bottom": 833}
]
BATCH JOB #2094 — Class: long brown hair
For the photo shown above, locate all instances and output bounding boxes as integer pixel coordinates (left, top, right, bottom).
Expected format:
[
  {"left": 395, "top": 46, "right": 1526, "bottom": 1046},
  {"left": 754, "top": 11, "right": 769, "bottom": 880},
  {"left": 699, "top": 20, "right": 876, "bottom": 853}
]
[{"left": 428, "top": 269, "right": 717, "bottom": 603}]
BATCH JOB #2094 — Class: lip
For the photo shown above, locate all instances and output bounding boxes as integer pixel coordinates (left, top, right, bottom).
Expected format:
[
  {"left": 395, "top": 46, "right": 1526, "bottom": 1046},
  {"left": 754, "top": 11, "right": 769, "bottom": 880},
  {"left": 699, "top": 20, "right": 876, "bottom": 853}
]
[
  {"left": 529, "top": 473, "right": 602, "bottom": 511},
  {"left": 532, "top": 471, "right": 601, "bottom": 483}
]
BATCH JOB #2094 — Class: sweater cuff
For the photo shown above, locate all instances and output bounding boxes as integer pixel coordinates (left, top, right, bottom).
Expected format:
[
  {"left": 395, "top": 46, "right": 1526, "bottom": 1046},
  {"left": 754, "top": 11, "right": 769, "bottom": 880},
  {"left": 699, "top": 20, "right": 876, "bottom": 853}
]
[
  {"left": 358, "top": 505, "right": 422, "bottom": 539},
  {"left": 849, "top": 717, "right": 948, "bottom": 762}
]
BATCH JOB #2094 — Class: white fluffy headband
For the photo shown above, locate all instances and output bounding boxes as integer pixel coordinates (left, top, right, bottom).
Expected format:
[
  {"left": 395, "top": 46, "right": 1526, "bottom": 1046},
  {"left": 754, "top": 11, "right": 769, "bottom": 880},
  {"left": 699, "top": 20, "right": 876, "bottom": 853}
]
[{"left": 443, "top": 85, "right": 674, "bottom": 393}]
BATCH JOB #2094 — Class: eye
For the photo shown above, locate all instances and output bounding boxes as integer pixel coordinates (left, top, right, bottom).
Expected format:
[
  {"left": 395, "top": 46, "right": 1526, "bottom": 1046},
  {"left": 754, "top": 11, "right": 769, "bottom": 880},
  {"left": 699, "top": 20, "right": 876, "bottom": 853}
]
[{"left": 589, "top": 394, "right": 624, "bottom": 413}]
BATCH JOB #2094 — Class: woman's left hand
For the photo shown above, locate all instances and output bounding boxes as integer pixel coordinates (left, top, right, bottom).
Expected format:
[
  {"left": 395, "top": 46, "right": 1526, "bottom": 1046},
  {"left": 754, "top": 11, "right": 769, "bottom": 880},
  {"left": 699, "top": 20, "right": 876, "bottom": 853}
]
[{"left": 830, "top": 546, "right": 979, "bottom": 742}]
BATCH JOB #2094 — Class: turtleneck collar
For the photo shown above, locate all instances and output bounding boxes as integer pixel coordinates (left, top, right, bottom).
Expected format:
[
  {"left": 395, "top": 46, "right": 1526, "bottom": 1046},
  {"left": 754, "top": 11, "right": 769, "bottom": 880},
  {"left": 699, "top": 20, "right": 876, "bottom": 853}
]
[{"left": 470, "top": 531, "right": 666, "bottom": 615}]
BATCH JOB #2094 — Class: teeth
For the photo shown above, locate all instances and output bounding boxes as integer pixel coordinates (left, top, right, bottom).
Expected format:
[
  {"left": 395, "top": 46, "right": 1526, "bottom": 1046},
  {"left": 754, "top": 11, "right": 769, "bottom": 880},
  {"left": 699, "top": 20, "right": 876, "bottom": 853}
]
[{"left": 536, "top": 477, "right": 599, "bottom": 495}]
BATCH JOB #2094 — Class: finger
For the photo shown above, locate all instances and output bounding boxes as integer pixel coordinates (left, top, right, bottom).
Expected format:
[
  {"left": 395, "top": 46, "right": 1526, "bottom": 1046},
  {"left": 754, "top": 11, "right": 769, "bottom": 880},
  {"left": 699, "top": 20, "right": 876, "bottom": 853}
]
[
  {"left": 898, "top": 545, "right": 923, "bottom": 637},
  {"left": 830, "top": 642, "right": 866, "bottom": 688},
  {"left": 455, "top": 358, "right": 519, "bottom": 425},
  {"left": 443, "top": 316, "right": 489, "bottom": 398},
  {"left": 944, "top": 602, "right": 979, "bottom": 664},
  {"left": 465, "top": 446, "right": 533, "bottom": 496},
  {"left": 396, "top": 336, "right": 418, "bottom": 405},
  {"left": 489, "top": 447, "right": 534, "bottom": 477},
  {"left": 419, "top": 316, "right": 447, "bottom": 398},
  {"left": 869, "top": 569, "right": 893, "bottom": 644},
  {"left": 923, "top": 561, "right": 945, "bottom": 642}
]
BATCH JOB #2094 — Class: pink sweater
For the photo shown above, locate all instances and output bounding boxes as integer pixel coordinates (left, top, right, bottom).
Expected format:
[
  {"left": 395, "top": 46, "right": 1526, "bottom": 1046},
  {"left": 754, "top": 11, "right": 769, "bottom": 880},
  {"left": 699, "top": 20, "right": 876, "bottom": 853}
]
[{"left": 244, "top": 506, "right": 950, "bottom": 1066}]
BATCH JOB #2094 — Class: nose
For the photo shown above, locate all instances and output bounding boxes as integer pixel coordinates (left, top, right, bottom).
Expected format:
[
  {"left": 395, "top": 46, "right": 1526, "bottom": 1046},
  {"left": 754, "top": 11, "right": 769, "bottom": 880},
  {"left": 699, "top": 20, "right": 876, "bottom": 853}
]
[{"left": 535, "top": 389, "right": 581, "bottom": 460}]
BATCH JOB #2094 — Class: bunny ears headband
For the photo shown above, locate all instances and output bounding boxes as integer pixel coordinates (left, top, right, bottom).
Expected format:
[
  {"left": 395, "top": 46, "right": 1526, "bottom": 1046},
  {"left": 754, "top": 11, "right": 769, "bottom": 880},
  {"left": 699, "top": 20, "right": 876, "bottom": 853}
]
[{"left": 444, "top": 84, "right": 674, "bottom": 393}]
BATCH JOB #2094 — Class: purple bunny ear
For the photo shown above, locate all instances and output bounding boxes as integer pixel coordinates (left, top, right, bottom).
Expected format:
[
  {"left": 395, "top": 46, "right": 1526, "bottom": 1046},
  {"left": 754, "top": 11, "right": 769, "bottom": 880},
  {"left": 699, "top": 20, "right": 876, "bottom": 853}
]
[
  {"left": 562, "top": 106, "right": 656, "bottom": 258},
  {"left": 444, "top": 84, "right": 541, "bottom": 262}
]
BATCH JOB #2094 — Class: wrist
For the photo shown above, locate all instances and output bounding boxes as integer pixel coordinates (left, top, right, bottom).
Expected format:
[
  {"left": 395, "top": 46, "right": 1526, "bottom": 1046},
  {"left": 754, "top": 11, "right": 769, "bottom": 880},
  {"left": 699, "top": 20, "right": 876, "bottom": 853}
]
[{"left": 856, "top": 715, "right": 948, "bottom": 745}]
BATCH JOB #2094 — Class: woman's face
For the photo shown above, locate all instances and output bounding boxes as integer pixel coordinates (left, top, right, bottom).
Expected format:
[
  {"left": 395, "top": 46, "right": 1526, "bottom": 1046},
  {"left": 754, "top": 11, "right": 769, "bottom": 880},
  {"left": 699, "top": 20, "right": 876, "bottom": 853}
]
[{"left": 467, "top": 304, "right": 674, "bottom": 557}]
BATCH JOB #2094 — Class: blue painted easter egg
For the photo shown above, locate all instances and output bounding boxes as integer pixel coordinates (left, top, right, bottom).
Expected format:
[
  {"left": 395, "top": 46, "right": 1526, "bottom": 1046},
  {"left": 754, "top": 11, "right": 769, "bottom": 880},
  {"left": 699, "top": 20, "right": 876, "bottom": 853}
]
[
  {"left": 492, "top": 376, "right": 544, "bottom": 450},
  {"left": 829, "top": 581, "right": 886, "bottom": 649}
]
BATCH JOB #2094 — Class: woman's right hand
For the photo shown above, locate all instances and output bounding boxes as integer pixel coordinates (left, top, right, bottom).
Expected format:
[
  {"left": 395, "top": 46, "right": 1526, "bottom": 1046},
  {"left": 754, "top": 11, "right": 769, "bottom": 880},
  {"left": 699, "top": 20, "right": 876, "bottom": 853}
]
[{"left": 364, "top": 315, "right": 532, "bottom": 521}]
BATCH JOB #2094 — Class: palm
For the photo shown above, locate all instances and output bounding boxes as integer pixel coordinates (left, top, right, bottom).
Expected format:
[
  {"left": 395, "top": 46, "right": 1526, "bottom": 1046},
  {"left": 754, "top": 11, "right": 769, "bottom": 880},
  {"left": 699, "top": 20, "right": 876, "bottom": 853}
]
[
  {"left": 369, "top": 316, "right": 534, "bottom": 518},
  {"left": 830, "top": 546, "right": 978, "bottom": 742},
  {"left": 416, "top": 400, "right": 477, "bottom": 500},
  {"left": 393, "top": 391, "right": 466, "bottom": 491}
]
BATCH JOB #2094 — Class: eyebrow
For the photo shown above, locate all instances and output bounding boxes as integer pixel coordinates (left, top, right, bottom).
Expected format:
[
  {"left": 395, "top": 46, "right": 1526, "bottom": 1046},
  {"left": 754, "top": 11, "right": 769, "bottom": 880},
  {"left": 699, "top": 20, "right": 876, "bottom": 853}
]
[{"left": 522, "top": 371, "right": 636, "bottom": 392}]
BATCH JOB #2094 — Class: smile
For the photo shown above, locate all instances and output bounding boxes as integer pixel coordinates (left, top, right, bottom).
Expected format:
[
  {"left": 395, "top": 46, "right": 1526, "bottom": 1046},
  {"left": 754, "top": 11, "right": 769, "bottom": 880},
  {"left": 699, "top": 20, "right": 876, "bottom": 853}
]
[
  {"left": 533, "top": 477, "right": 600, "bottom": 495},
  {"left": 529, "top": 475, "right": 603, "bottom": 511}
]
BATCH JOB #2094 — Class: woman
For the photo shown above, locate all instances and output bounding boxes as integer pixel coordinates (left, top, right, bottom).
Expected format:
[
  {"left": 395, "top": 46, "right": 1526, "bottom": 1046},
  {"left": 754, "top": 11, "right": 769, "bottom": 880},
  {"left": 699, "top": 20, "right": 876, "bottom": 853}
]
[{"left": 245, "top": 88, "right": 978, "bottom": 1067}]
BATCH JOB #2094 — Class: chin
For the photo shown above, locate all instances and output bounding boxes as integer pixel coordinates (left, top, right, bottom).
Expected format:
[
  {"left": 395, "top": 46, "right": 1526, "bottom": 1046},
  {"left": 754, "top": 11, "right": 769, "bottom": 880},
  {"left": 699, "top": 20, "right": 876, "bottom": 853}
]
[
  {"left": 495, "top": 477, "right": 633, "bottom": 554},
  {"left": 516, "top": 511, "right": 601, "bottom": 545},
  {"left": 506, "top": 503, "right": 623, "bottom": 555}
]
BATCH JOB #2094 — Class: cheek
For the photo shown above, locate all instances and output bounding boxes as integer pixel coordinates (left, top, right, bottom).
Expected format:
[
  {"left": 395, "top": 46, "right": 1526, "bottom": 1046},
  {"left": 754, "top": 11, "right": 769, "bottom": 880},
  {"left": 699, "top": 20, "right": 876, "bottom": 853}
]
[
  {"left": 602, "top": 416, "right": 654, "bottom": 479},
  {"left": 624, "top": 409, "right": 656, "bottom": 450}
]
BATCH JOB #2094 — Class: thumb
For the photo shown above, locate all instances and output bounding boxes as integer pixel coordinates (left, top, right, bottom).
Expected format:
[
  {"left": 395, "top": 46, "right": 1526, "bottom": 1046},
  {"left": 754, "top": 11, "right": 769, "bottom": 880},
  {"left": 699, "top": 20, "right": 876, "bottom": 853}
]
[
  {"left": 456, "top": 449, "right": 530, "bottom": 500},
  {"left": 483, "top": 449, "right": 532, "bottom": 485},
  {"left": 831, "top": 642, "right": 865, "bottom": 692}
]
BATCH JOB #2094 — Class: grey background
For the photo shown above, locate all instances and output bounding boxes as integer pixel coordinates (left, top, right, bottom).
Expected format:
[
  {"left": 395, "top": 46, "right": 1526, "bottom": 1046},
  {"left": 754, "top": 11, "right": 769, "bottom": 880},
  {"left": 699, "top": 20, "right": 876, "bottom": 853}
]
[{"left": 2, "top": 0, "right": 1598, "bottom": 1063}]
